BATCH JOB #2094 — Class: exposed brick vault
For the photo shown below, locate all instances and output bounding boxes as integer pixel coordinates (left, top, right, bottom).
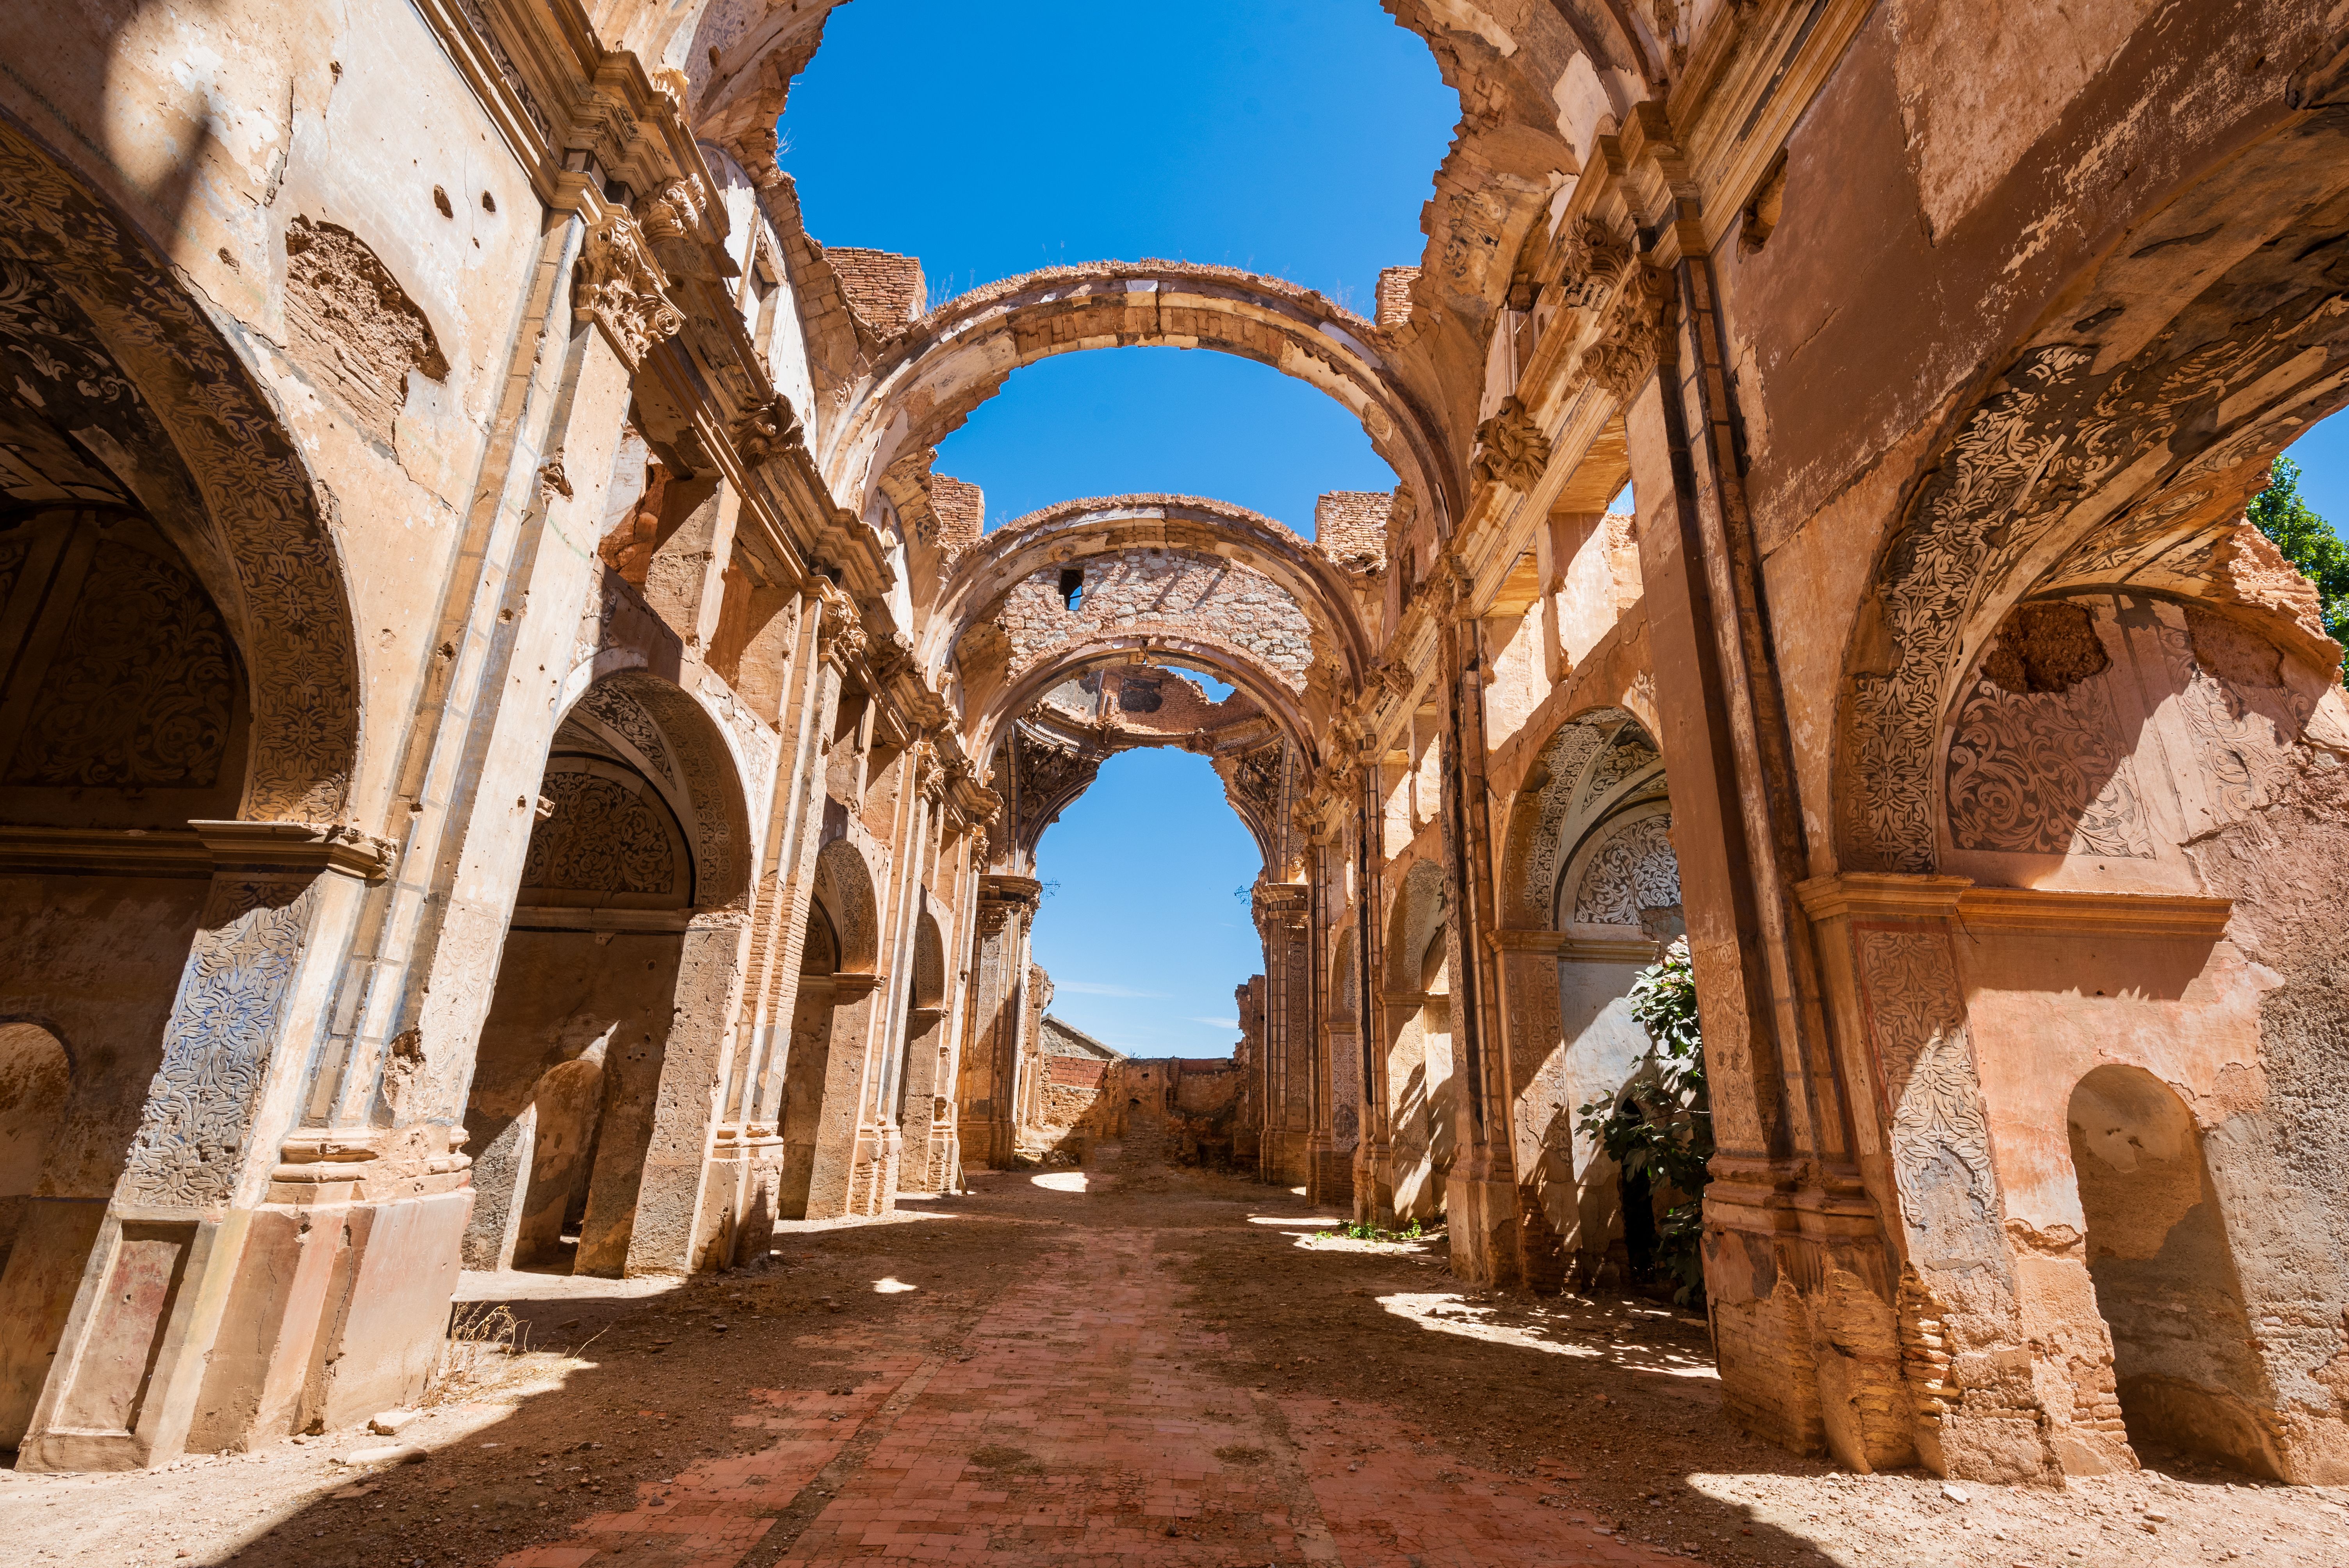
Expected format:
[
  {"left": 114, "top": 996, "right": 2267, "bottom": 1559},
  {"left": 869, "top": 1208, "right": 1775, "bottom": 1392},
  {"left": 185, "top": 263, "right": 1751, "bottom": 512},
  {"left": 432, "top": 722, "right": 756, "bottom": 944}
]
[{"left": 6, "top": 11, "right": 2349, "bottom": 1568}]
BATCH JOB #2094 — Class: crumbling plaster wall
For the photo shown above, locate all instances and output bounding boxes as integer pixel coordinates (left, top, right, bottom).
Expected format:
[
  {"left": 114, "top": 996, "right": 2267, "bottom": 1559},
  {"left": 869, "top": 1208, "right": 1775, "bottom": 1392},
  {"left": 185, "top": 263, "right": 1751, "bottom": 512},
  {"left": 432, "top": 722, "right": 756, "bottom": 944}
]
[{"left": 0, "top": 0, "right": 555, "bottom": 824}]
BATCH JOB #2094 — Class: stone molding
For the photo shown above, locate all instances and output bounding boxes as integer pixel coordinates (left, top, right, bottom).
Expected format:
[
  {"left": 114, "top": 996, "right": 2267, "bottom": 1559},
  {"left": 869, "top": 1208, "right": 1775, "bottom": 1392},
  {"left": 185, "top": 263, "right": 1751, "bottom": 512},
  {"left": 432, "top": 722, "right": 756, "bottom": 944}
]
[{"left": 189, "top": 821, "right": 396, "bottom": 881}]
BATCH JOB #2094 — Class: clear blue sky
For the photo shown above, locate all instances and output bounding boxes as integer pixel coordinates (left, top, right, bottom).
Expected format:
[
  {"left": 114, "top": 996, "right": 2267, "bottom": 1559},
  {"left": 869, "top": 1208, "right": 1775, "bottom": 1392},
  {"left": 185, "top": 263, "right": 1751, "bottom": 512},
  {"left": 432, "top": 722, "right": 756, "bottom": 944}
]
[
  {"left": 775, "top": 2, "right": 2349, "bottom": 1054},
  {"left": 779, "top": 0, "right": 1456, "bottom": 1053},
  {"left": 778, "top": 0, "right": 1454, "bottom": 535}
]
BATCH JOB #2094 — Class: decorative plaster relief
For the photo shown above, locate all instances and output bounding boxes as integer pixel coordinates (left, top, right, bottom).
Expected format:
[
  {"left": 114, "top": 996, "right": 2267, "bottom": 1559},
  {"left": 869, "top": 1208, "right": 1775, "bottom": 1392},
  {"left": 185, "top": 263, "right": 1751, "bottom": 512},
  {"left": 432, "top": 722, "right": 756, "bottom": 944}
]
[
  {"left": 4, "top": 540, "right": 234, "bottom": 789},
  {"left": 118, "top": 880, "right": 320, "bottom": 1208},
  {"left": 1852, "top": 925, "right": 2005, "bottom": 1269},
  {"left": 1570, "top": 812, "right": 1680, "bottom": 927},
  {"left": 520, "top": 770, "right": 682, "bottom": 898}
]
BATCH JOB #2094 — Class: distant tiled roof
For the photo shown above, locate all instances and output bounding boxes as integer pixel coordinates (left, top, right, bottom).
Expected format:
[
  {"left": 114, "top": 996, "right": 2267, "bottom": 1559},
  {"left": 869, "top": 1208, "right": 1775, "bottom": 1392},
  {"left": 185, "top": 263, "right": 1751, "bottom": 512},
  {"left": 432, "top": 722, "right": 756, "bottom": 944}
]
[{"left": 1040, "top": 1014, "right": 1124, "bottom": 1060}]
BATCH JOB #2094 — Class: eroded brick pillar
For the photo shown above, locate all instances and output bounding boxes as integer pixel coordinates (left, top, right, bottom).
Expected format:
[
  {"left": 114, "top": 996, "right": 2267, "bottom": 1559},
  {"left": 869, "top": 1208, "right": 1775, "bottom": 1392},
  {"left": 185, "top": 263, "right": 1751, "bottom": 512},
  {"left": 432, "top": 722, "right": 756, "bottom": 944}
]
[{"left": 618, "top": 912, "right": 754, "bottom": 1275}]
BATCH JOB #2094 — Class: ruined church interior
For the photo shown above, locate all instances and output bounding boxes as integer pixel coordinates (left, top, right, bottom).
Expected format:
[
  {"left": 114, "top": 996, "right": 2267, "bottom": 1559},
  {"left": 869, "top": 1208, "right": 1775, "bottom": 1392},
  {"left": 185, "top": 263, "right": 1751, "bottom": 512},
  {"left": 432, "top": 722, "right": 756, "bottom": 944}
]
[{"left": 5, "top": 0, "right": 2349, "bottom": 1563}]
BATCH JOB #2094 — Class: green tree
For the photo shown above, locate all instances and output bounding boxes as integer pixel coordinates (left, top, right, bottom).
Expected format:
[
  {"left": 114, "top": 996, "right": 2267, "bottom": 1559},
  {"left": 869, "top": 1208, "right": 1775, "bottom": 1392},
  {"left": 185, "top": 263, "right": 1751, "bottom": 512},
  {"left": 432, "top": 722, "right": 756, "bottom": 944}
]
[
  {"left": 2249, "top": 454, "right": 2349, "bottom": 686},
  {"left": 1576, "top": 938, "right": 1712, "bottom": 1305}
]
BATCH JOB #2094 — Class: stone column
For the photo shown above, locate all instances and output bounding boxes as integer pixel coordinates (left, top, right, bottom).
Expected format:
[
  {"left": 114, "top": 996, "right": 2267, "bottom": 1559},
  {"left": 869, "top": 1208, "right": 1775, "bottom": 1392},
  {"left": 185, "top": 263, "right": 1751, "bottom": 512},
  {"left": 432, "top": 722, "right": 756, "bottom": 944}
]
[
  {"left": 803, "top": 973, "right": 883, "bottom": 1216},
  {"left": 957, "top": 875, "right": 1038, "bottom": 1168},
  {"left": 1253, "top": 884, "right": 1313, "bottom": 1187},
  {"left": 618, "top": 911, "right": 753, "bottom": 1276},
  {"left": 1353, "top": 770, "right": 1396, "bottom": 1225},
  {"left": 729, "top": 585, "right": 855, "bottom": 1250},
  {"left": 1488, "top": 928, "right": 1574, "bottom": 1292},
  {"left": 1434, "top": 610, "right": 1522, "bottom": 1288},
  {"left": 18, "top": 829, "right": 390, "bottom": 1472}
]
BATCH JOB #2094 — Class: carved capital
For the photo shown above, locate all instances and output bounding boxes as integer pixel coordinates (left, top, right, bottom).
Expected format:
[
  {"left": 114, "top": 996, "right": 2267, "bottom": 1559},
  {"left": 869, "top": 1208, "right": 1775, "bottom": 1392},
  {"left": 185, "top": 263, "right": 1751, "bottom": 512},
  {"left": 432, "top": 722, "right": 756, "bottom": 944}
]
[
  {"left": 1586, "top": 265, "right": 1672, "bottom": 401},
  {"left": 1471, "top": 396, "right": 1551, "bottom": 492},
  {"left": 1557, "top": 216, "right": 1633, "bottom": 307},
  {"left": 814, "top": 578, "right": 868, "bottom": 670},
  {"left": 573, "top": 210, "right": 683, "bottom": 369}
]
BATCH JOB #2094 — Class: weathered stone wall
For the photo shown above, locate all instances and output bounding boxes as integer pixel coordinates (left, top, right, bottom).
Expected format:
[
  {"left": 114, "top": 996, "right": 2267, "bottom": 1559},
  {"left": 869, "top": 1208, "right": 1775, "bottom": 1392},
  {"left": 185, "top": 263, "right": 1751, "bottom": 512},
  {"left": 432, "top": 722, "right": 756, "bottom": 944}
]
[{"left": 991, "top": 550, "right": 1317, "bottom": 691}]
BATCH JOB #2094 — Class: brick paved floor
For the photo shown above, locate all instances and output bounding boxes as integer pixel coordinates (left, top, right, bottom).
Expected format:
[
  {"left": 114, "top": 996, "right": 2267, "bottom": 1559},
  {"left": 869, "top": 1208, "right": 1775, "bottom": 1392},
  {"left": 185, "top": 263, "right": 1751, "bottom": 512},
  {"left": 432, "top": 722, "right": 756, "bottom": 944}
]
[{"left": 499, "top": 1205, "right": 1685, "bottom": 1568}]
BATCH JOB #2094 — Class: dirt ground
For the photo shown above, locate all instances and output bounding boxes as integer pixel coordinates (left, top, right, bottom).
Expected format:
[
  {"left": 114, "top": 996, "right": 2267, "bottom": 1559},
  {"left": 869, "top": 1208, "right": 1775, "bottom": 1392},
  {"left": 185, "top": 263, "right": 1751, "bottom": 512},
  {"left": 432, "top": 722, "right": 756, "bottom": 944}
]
[{"left": 5, "top": 1151, "right": 2344, "bottom": 1566}]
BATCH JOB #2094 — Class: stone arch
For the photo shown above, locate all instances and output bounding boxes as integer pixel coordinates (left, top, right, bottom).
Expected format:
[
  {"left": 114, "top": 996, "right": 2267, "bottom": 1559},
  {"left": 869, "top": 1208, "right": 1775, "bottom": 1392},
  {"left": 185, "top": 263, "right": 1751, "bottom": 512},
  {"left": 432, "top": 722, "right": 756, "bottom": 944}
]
[
  {"left": 970, "top": 636, "right": 1321, "bottom": 772},
  {"left": 1490, "top": 705, "right": 1677, "bottom": 1283},
  {"left": 0, "top": 117, "right": 361, "bottom": 823},
  {"left": 927, "top": 495, "right": 1374, "bottom": 688},
  {"left": 1834, "top": 100, "right": 2349, "bottom": 875},
  {"left": 814, "top": 837, "right": 882, "bottom": 976},
  {"left": 559, "top": 672, "right": 755, "bottom": 911},
  {"left": 681, "top": 1, "right": 1651, "bottom": 174},
  {"left": 2066, "top": 1065, "right": 2274, "bottom": 1476},
  {"left": 895, "top": 905, "right": 954, "bottom": 1193},
  {"left": 1497, "top": 707, "right": 1668, "bottom": 929},
  {"left": 825, "top": 263, "right": 1459, "bottom": 538}
]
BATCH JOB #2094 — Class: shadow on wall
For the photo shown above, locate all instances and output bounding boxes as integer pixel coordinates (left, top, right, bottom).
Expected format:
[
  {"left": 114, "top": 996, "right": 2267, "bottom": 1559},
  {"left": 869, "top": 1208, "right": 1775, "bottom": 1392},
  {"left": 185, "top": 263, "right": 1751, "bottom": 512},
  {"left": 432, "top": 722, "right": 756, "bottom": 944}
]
[{"left": 2068, "top": 1065, "right": 2278, "bottom": 1478}]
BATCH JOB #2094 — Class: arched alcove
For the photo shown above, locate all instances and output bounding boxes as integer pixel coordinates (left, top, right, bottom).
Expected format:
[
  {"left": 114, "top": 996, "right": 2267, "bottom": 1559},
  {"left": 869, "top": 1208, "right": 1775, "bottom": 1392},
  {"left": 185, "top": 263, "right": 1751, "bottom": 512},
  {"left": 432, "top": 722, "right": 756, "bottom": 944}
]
[
  {"left": 780, "top": 845, "right": 888, "bottom": 1219},
  {"left": 2068, "top": 1066, "right": 2276, "bottom": 1477},
  {"left": 1381, "top": 859, "right": 1451, "bottom": 1225},
  {"left": 895, "top": 908, "right": 954, "bottom": 1195},
  {"left": 462, "top": 672, "right": 750, "bottom": 1278}
]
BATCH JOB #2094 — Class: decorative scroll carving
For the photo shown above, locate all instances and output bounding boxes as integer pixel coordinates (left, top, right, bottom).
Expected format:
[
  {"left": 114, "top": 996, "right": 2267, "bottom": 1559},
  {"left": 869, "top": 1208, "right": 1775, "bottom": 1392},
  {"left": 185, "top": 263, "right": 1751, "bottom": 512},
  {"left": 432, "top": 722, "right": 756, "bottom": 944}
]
[
  {"left": 1853, "top": 927, "right": 2003, "bottom": 1263},
  {"left": 520, "top": 770, "right": 681, "bottom": 897},
  {"left": 1944, "top": 677, "right": 2154, "bottom": 858},
  {"left": 1845, "top": 264, "right": 2349, "bottom": 873},
  {"left": 1471, "top": 396, "right": 1551, "bottom": 490},
  {"left": 815, "top": 579, "right": 868, "bottom": 670},
  {"left": 1556, "top": 217, "right": 1632, "bottom": 308},
  {"left": 119, "top": 880, "right": 320, "bottom": 1207},
  {"left": 0, "top": 122, "right": 359, "bottom": 820},
  {"left": 454, "top": 0, "right": 552, "bottom": 139},
  {"left": 1570, "top": 812, "right": 1680, "bottom": 926},
  {"left": 575, "top": 681, "right": 675, "bottom": 787},
  {"left": 1584, "top": 266, "right": 1670, "bottom": 399},
  {"left": 635, "top": 178, "right": 704, "bottom": 244},
  {"left": 1228, "top": 738, "right": 1287, "bottom": 854},
  {"left": 6, "top": 542, "right": 234, "bottom": 788},
  {"left": 572, "top": 211, "right": 683, "bottom": 368},
  {"left": 995, "top": 726, "right": 1103, "bottom": 862},
  {"left": 1577, "top": 724, "right": 1659, "bottom": 811},
  {"left": 1519, "top": 714, "right": 1613, "bottom": 917}
]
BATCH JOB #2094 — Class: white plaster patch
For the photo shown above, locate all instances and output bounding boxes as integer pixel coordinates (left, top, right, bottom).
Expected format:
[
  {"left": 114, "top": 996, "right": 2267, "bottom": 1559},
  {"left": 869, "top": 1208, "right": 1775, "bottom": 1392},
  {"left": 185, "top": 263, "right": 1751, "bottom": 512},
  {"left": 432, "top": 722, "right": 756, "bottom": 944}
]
[
  {"left": 1423, "top": 0, "right": 1518, "bottom": 57},
  {"left": 1551, "top": 55, "right": 1611, "bottom": 164}
]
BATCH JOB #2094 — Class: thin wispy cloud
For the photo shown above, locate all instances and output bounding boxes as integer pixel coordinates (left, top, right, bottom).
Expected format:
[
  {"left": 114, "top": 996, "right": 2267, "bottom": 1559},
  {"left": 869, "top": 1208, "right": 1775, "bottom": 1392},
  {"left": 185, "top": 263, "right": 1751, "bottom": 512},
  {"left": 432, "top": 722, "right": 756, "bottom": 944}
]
[
  {"left": 1053, "top": 980, "right": 1170, "bottom": 999},
  {"left": 1189, "top": 1016, "right": 1241, "bottom": 1029}
]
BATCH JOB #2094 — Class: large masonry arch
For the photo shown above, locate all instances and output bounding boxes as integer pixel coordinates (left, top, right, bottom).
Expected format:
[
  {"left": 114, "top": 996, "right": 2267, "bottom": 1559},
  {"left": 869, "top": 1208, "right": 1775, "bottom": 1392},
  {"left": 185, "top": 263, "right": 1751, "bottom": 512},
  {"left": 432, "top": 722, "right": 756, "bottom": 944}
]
[{"left": 823, "top": 264, "right": 1459, "bottom": 538}]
